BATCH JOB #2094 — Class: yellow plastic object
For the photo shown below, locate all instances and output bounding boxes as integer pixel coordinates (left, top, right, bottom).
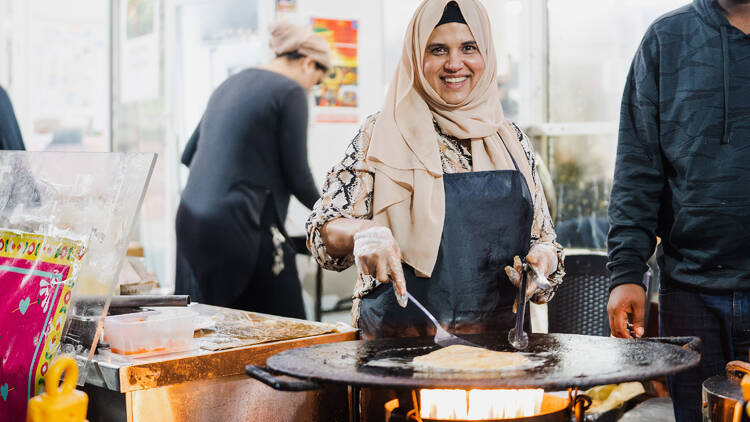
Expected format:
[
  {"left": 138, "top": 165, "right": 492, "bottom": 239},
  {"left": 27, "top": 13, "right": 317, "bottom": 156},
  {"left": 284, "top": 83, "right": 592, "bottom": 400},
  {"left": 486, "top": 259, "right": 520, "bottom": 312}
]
[
  {"left": 26, "top": 356, "right": 88, "bottom": 422},
  {"left": 742, "top": 372, "right": 750, "bottom": 402},
  {"left": 742, "top": 374, "right": 750, "bottom": 419}
]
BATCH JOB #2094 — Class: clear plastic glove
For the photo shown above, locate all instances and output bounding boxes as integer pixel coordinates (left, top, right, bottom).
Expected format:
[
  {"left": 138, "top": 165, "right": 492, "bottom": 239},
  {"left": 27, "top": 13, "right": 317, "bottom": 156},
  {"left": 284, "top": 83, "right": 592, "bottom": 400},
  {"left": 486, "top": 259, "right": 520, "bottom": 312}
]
[
  {"left": 504, "top": 244, "right": 558, "bottom": 302},
  {"left": 353, "top": 226, "right": 408, "bottom": 307}
]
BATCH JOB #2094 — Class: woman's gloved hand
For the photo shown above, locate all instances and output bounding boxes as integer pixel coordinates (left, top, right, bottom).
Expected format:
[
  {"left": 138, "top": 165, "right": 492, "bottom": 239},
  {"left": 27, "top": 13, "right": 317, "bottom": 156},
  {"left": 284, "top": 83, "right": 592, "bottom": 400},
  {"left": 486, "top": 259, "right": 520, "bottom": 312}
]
[
  {"left": 504, "top": 244, "right": 558, "bottom": 302},
  {"left": 353, "top": 226, "right": 408, "bottom": 307}
]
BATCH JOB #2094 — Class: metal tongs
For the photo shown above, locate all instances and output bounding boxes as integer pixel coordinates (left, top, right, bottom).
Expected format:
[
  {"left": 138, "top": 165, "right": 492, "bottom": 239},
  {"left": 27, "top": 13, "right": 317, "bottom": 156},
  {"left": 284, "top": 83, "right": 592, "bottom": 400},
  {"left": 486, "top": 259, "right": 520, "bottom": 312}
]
[
  {"left": 508, "top": 262, "right": 551, "bottom": 350},
  {"left": 407, "top": 292, "right": 480, "bottom": 348}
]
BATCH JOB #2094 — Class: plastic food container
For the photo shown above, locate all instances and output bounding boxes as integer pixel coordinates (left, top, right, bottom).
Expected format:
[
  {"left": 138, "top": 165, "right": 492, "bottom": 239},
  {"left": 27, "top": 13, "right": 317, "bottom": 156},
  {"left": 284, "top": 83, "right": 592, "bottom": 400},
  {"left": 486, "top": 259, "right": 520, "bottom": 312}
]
[{"left": 103, "top": 309, "right": 196, "bottom": 356}]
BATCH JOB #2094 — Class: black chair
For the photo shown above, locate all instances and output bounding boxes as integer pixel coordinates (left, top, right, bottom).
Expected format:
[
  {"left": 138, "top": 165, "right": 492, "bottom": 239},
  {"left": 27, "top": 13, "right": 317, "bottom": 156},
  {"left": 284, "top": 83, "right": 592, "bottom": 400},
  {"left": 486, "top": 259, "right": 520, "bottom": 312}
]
[{"left": 548, "top": 253, "right": 612, "bottom": 336}]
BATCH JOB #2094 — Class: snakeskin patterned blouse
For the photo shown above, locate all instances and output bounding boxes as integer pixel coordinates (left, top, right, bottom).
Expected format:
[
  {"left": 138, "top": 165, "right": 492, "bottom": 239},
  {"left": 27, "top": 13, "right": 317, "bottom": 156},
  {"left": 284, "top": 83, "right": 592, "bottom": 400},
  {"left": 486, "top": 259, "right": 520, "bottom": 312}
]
[{"left": 306, "top": 114, "right": 565, "bottom": 326}]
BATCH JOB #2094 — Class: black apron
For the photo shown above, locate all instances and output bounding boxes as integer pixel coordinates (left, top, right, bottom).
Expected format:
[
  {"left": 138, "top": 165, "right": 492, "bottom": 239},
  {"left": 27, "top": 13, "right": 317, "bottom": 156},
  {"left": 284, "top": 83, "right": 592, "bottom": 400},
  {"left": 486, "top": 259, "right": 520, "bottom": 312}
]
[
  {"left": 358, "top": 140, "right": 534, "bottom": 339},
  {"left": 175, "top": 193, "right": 306, "bottom": 319}
]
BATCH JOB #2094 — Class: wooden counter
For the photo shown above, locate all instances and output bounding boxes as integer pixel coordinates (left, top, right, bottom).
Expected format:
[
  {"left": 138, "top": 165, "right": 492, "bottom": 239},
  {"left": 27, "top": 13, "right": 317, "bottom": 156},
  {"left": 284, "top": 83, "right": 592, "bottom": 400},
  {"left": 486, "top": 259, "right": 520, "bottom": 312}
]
[{"left": 81, "top": 304, "right": 357, "bottom": 422}]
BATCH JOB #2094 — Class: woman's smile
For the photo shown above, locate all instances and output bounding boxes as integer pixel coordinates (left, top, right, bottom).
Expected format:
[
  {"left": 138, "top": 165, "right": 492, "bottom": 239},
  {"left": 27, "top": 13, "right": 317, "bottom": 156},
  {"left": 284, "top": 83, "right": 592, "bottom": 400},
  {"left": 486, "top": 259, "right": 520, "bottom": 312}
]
[{"left": 441, "top": 75, "right": 471, "bottom": 90}]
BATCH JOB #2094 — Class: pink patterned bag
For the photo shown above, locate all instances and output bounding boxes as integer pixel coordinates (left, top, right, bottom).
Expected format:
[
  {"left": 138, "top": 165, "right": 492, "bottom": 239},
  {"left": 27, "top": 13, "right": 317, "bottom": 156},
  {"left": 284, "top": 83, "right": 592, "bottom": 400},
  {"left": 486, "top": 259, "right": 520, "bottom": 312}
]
[{"left": 0, "top": 230, "right": 86, "bottom": 421}]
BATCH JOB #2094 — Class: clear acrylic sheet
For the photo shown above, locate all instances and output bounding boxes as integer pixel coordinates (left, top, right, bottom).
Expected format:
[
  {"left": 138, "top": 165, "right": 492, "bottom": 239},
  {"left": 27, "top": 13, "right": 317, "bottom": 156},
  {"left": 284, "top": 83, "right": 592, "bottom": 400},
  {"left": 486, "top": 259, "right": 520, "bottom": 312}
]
[{"left": 0, "top": 151, "right": 156, "bottom": 385}]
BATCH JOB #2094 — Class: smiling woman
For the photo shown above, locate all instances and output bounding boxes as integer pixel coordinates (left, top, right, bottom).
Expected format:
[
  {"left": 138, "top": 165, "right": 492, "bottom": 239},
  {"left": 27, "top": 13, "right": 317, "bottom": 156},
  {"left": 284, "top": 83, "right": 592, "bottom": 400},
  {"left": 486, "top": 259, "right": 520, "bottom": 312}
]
[{"left": 307, "top": 0, "right": 564, "bottom": 341}]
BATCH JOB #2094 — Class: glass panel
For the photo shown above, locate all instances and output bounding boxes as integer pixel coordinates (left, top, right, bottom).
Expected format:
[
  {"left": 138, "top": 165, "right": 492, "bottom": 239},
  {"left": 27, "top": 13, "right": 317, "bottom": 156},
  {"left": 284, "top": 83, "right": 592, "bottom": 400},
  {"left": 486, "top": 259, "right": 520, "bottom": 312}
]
[
  {"left": 493, "top": 0, "right": 526, "bottom": 122},
  {"left": 0, "top": 151, "right": 155, "bottom": 387},
  {"left": 25, "top": 0, "right": 110, "bottom": 151},
  {"left": 550, "top": 135, "right": 615, "bottom": 250},
  {"left": 113, "top": 0, "right": 169, "bottom": 289},
  {"left": 175, "top": 0, "right": 262, "bottom": 153},
  {"left": 548, "top": 0, "right": 687, "bottom": 122}
]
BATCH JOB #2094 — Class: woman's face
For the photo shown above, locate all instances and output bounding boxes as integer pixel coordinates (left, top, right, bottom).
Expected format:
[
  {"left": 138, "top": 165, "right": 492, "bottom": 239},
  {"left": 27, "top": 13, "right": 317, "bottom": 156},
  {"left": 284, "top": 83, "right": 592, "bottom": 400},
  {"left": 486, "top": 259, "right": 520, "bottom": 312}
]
[
  {"left": 298, "top": 57, "right": 327, "bottom": 91},
  {"left": 422, "top": 23, "right": 485, "bottom": 105}
]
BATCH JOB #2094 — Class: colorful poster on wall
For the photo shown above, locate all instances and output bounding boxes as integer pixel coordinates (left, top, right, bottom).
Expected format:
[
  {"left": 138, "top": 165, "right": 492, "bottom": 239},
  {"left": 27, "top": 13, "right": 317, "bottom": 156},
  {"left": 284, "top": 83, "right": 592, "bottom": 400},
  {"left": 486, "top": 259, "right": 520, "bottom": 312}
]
[
  {"left": 275, "top": 0, "right": 297, "bottom": 13},
  {"left": 312, "top": 18, "right": 359, "bottom": 123}
]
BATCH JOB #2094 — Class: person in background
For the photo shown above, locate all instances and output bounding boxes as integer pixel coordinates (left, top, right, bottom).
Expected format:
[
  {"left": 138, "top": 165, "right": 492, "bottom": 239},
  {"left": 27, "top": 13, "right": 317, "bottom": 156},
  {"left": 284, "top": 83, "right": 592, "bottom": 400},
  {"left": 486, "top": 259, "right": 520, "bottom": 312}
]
[
  {"left": 306, "top": 0, "right": 564, "bottom": 340},
  {"left": 0, "top": 85, "right": 25, "bottom": 150},
  {"left": 607, "top": 1, "right": 750, "bottom": 421},
  {"left": 175, "top": 21, "right": 331, "bottom": 319}
]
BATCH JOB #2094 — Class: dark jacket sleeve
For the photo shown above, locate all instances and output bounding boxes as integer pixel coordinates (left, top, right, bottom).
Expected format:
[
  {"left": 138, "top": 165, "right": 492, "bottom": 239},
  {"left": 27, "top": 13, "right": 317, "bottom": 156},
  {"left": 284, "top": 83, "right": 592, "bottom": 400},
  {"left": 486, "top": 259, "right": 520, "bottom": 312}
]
[
  {"left": 181, "top": 119, "right": 201, "bottom": 167},
  {"left": 278, "top": 85, "right": 320, "bottom": 210},
  {"left": 607, "top": 28, "right": 664, "bottom": 292},
  {"left": 0, "top": 86, "right": 25, "bottom": 151}
]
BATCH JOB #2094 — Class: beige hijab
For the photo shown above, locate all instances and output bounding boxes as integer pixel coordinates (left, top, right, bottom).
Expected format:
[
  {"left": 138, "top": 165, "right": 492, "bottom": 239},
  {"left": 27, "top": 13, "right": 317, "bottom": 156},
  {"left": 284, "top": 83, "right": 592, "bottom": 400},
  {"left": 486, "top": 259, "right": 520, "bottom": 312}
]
[{"left": 366, "top": 0, "right": 534, "bottom": 277}]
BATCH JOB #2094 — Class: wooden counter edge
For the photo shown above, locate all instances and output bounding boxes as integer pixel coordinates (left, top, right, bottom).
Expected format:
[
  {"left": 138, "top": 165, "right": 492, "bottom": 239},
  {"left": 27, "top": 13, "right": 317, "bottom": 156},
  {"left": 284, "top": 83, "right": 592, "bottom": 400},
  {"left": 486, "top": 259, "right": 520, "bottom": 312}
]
[{"left": 118, "top": 331, "right": 357, "bottom": 392}]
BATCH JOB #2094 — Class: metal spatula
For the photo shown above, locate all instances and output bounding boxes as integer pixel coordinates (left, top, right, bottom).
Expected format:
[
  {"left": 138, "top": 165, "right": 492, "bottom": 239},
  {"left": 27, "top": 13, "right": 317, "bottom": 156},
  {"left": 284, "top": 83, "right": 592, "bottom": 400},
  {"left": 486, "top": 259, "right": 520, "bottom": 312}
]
[{"left": 407, "top": 292, "right": 479, "bottom": 348}]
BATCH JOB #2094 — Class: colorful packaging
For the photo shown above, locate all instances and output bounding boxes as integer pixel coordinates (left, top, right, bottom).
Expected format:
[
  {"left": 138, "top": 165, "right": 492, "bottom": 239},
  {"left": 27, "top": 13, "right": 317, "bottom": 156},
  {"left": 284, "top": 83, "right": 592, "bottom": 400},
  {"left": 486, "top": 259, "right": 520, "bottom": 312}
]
[{"left": 0, "top": 230, "right": 86, "bottom": 421}]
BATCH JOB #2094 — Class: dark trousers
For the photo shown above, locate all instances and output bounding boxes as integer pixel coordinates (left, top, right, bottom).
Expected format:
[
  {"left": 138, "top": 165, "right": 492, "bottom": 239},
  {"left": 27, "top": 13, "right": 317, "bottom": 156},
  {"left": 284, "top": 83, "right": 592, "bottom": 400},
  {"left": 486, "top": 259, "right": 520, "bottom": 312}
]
[{"left": 659, "top": 279, "right": 750, "bottom": 422}]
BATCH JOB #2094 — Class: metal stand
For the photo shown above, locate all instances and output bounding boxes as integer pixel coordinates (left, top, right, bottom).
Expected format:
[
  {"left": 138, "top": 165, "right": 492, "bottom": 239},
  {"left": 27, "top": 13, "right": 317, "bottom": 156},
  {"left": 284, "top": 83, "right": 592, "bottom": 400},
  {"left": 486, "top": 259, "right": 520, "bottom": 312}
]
[
  {"left": 569, "top": 388, "right": 592, "bottom": 422},
  {"left": 315, "top": 266, "right": 323, "bottom": 321},
  {"left": 291, "top": 235, "right": 350, "bottom": 322},
  {"left": 349, "top": 385, "right": 361, "bottom": 422},
  {"left": 290, "top": 235, "right": 324, "bottom": 322}
]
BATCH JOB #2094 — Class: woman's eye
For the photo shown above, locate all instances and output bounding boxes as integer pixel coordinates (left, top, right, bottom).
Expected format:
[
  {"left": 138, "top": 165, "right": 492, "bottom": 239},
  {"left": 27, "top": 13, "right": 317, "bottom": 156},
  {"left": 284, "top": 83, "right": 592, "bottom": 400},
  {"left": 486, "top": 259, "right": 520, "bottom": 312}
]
[
  {"left": 431, "top": 47, "right": 447, "bottom": 55},
  {"left": 463, "top": 45, "right": 477, "bottom": 53}
]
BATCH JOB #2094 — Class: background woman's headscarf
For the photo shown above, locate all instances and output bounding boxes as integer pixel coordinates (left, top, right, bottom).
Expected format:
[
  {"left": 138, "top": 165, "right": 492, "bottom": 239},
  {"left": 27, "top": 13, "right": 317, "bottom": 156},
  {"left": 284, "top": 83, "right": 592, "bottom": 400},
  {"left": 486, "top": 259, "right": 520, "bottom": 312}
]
[
  {"left": 366, "top": 0, "right": 534, "bottom": 277},
  {"left": 269, "top": 20, "right": 333, "bottom": 71}
]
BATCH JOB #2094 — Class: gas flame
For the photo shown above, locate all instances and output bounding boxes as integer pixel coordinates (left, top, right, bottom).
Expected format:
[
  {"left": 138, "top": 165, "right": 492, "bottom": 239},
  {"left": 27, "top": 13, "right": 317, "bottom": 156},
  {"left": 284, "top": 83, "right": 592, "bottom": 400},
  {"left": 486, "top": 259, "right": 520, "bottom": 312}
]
[
  {"left": 420, "top": 388, "right": 544, "bottom": 420},
  {"left": 420, "top": 390, "right": 467, "bottom": 420}
]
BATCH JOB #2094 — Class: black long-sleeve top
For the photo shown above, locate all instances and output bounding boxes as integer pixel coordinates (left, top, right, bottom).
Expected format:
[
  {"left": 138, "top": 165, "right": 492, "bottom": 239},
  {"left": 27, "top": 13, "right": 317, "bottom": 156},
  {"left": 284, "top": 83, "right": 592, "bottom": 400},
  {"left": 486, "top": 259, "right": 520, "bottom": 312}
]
[
  {"left": 608, "top": 0, "right": 750, "bottom": 291},
  {"left": 0, "top": 86, "right": 25, "bottom": 151},
  {"left": 180, "top": 68, "right": 320, "bottom": 229}
]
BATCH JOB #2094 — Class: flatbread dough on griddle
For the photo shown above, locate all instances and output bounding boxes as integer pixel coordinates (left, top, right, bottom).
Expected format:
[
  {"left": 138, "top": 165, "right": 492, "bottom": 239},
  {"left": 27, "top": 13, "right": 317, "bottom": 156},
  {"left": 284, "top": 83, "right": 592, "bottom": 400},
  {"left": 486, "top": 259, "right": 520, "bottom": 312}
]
[{"left": 412, "top": 345, "right": 530, "bottom": 372}]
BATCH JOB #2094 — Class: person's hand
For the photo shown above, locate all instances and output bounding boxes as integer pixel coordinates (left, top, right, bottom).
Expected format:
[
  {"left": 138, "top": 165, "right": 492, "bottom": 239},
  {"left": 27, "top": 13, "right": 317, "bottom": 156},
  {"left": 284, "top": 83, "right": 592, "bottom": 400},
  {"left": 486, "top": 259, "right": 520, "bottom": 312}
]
[
  {"left": 353, "top": 226, "right": 408, "bottom": 307},
  {"left": 524, "top": 244, "right": 557, "bottom": 290},
  {"left": 504, "top": 244, "right": 558, "bottom": 301},
  {"left": 607, "top": 284, "right": 646, "bottom": 339}
]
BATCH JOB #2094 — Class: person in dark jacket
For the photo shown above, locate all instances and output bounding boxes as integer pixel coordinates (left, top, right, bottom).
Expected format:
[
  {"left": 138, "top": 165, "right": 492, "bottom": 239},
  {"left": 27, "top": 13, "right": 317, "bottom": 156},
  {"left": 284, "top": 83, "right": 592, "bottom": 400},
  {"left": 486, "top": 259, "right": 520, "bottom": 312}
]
[
  {"left": 607, "top": 1, "right": 750, "bottom": 420},
  {"left": 0, "top": 85, "right": 25, "bottom": 151},
  {"left": 175, "top": 21, "right": 331, "bottom": 318}
]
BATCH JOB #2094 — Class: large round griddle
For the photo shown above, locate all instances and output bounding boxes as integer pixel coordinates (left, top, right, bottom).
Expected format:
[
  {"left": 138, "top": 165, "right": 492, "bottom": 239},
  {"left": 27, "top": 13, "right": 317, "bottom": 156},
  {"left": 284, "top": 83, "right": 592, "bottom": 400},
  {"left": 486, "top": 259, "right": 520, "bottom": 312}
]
[{"left": 265, "top": 333, "right": 700, "bottom": 390}]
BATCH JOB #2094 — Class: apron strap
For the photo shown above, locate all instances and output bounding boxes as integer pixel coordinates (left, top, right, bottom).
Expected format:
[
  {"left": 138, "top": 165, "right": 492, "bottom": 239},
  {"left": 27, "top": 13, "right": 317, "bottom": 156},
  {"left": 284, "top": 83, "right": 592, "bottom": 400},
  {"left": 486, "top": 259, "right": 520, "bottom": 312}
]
[{"left": 497, "top": 131, "right": 521, "bottom": 172}]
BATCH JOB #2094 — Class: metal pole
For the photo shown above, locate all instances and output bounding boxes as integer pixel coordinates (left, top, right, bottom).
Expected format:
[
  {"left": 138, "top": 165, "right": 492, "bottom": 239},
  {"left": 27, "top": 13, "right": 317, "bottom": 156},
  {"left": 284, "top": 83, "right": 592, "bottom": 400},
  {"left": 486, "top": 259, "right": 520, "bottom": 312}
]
[
  {"left": 108, "top": 0, "right": 116, "bottom": 152},
  {"left": 348, "top": 385, "right": 360, "bottom": 422},
  {"left": 315, "top": 266, "right": 323, "bottom": 321}
]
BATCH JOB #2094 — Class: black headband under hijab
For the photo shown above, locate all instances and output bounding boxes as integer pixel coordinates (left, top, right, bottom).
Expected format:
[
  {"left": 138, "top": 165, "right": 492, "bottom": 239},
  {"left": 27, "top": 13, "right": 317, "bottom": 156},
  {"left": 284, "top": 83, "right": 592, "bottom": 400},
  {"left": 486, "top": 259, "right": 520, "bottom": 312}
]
[{"left": 436, "top": 1, "right": 467, "bottom": 27}]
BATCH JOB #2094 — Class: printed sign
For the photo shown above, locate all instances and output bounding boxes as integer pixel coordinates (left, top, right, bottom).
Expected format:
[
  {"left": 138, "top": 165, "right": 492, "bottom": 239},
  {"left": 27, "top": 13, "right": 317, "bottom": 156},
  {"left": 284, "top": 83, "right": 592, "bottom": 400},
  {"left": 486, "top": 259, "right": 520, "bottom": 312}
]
[{"left": 275, "top": 0, "right": 297, "bottom": 13}]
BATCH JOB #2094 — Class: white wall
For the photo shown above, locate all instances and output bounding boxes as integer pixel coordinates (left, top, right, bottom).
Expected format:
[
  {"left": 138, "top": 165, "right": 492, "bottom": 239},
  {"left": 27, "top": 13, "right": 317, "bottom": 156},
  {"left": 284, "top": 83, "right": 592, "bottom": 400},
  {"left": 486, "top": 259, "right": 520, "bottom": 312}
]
[
  {"left": 274, "top": 0, "right": 387, "bottom": 316},
  {"left": 281, "top": 0, "right": 384, "bottom": 235}
]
